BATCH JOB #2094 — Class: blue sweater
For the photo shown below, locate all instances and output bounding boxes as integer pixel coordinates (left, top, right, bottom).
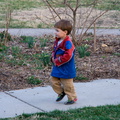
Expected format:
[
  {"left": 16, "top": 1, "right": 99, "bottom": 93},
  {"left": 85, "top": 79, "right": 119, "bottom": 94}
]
[{"left": 51, "top": 36, "right": 76, "bottom": 79}]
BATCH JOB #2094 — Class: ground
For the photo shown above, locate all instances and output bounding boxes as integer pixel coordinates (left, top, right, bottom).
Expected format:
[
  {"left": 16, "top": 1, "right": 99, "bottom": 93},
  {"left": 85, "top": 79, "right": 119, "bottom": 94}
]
[
  {"left": 0, "top": 33, "right": 120, "bottom": 91},
  {"left": 11, "top": 8, "right": 120, "bottom": 28}
]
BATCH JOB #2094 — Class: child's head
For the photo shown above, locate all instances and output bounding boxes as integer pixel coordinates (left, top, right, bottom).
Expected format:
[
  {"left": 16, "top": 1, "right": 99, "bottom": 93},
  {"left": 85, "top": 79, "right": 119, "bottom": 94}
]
[{"left": 54, "top": 19, "right": 72, "bottom": 39}]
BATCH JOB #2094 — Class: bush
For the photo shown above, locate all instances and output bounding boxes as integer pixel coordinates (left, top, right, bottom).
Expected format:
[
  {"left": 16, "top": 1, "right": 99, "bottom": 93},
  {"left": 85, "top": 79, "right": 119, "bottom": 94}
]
[
  {"left": 77, "top": 44, "right": 90, "bottom": 58},
  {"left": 0, "top": 31, "right": 12, "bottom": 46},
  {"left": 39, "top": 52, "right": 51, "bottom": 67},
  {"left": 11, "top": 46, "right": 21, "bottom": 56},
  {"left": 20, "top": 36, "right": 35, "bottom": 48},
  {"left": 27, "top": 75, "right": 42, "bottom": 85},
  {"left": 39, "top": 38, "right": 48, "bottom": 47},
  {"left": 75, "top": 74, "right": 88, "bottom": 81}
]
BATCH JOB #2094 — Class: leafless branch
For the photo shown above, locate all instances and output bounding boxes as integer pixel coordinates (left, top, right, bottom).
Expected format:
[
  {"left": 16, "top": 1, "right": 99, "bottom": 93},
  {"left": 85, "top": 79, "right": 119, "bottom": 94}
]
[
  {"left": 4, "top": 3, "right": 12, "bottom": 45},
  {"left": 43, "top": 0, "right": 61, "bottom": 20},
  {"left": 79, "top": 10, "right": 108, "bottom": 41},
  {"left": 35, "top": 14, "right": 50, "bottom": 25},
  {"left": 93, "top": 22, "right": 96, "bottom": 52},
  {"left": 79, "top": 7, "right": 94, "bottom": 39}
]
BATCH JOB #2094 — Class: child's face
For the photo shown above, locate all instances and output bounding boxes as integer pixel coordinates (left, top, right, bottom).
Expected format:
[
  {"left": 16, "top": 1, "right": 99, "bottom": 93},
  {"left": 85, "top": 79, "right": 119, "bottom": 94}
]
[{"left": 54, "top": 28, "right": 67, "bottom": 39}]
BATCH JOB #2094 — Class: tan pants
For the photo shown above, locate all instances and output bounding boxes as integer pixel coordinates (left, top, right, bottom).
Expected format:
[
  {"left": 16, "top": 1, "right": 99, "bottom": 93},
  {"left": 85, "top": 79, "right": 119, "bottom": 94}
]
[{"left": 51, "top": 77, "right": 77, "bottom": 101}]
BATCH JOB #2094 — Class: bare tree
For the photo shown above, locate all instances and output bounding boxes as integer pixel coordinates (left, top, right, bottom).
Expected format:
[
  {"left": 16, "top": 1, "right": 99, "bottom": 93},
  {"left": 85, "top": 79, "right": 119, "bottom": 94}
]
[
  {"left": 93, "top": 22, "right": 96, "bottom": 52},
  {"left": 4, "top": 4, "right": 12, "bottom": 46},
  {"left": 41, "top": 0, "right": 118, "bottom": 46},
  {"left": 1, "top": 0, "right": 12, "bottom": 46}
]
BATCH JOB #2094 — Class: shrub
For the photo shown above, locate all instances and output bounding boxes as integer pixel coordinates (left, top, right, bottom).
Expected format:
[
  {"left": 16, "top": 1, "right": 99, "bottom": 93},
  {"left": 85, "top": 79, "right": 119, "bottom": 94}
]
[
  {"left": 20, "top": 36, "right": 35, "bottom": 48},
  {"left": 27, "top": 37, "right": 34, "bottom": 48},
  {"left": 77, "top": 44, "right": 90, "bottom": 58},
  {"left": 0, "top": 31, "right": 12, "bottom": 46},
  {"left": 75, "top": 74, "right": 88, "bottom": 81},
  {"left": 39, "top": 38, "right": 48, "bottom": 47},
  {"left": 0, "top": 45, "right": 9, "bottom": 53},
  {"left": 11, "top": 46, "right": 21, "bottom": 56},
  {"left": 0, "top": 31, "right": 12, "bottom": 41},
  {"left": 39, "top": 52, "right": 51, "bottom": 67},
  {"left": 113, "top": 53, "right": 120, "bottom": 57},
  {"left": 27, "top": 75, "right": 42, "bottom": 85}
]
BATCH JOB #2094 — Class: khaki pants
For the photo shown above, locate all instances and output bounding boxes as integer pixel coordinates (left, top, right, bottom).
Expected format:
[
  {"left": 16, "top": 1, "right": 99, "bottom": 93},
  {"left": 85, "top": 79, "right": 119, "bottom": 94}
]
[{"left": 51, "top": 77, "right": 77, "bottom": 101}]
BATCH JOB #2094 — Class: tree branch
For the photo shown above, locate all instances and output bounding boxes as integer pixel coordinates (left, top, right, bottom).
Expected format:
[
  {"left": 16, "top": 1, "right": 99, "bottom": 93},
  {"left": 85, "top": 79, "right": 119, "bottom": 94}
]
[
  {"left": 80, "top": 10, "right": 108, "bottom": 41},
  {"left": 43, "top": 0, "right": 61, "bottom": 20}
]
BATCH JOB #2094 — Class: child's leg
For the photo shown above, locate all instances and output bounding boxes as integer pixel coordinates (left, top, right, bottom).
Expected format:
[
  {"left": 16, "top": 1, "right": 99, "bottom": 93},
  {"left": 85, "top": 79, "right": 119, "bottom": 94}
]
[
  {"left": 61, "top": 78, "right": 77, "bottom": 101},
  {"left": 50, "top": 77, "right": 64, "bottom": 95}
]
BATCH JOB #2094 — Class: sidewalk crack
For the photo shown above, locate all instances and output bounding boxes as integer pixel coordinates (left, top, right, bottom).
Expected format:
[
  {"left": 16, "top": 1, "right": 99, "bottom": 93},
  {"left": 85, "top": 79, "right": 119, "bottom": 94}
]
[{"left": 4, "top": 91, "right": 46, "bottom": 112}]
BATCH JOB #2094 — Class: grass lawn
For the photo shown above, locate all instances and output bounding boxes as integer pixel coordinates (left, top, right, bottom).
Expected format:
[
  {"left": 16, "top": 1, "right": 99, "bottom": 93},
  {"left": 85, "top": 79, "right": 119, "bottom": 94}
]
[
  {"left": 0, "top": 0, "right": 43, "bottom": 11},
  {"left": 0, "top": 0, "right": 119, "bottom": 28},
  {"left": 0, "top": 104, "right": 120, "bottom": 120},
  {"left": 0, "top": 0, "right": 119, "bottom": 11}
]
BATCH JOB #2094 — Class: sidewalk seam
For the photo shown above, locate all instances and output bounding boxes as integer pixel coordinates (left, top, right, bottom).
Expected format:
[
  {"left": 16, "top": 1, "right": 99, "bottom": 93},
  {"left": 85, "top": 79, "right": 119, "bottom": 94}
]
[{"left": 4, "top": 91, "right": 46, "bottom": 113}]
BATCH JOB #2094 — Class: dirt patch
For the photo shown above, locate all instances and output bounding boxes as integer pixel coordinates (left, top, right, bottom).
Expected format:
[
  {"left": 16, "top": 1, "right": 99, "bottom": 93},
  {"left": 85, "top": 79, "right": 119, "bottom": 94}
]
[{"left": 0, "top": 34, "right": 120, "bottom": 91}]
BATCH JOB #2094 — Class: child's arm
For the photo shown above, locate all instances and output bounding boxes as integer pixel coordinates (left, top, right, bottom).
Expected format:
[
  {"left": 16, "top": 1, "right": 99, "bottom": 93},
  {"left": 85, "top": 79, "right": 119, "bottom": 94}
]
[
  {"left": 51, "top": 40, "right": 56, "bottom": 64},
  {"left": 54, "top": 41, "right": 75, "bottom": 67}
]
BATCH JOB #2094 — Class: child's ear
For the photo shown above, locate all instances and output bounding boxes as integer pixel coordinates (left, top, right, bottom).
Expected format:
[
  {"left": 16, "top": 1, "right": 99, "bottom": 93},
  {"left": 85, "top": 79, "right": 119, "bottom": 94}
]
[{"left": 64, "top": 30, "right": 68, "bottom": 35}]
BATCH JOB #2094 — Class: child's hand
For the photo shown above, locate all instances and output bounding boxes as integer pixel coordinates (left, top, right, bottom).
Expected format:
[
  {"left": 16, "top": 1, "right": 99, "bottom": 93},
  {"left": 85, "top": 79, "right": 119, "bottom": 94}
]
[{"left": 52, "top": 57, "right": 56, "bottom": 65}]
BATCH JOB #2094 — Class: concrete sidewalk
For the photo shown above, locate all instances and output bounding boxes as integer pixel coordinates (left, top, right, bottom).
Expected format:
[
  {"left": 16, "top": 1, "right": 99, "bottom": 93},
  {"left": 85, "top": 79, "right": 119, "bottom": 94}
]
[
  {"left": 0, "top": 28, "right": 120, "bottom": 37},
  {"left": 0, "top": 79, "right": 120, "bottom": 118}
]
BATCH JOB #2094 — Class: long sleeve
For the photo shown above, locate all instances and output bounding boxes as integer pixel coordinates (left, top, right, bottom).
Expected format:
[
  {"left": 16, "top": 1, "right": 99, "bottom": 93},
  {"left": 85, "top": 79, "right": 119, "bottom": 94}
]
[{"left": 54, "top": 40, "right": 75, "bottom": 66}]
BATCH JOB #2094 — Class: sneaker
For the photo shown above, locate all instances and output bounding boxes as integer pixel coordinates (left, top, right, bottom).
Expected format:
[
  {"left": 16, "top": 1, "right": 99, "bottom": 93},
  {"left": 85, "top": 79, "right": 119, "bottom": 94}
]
[
  {"left": 56, "top": 92, "right": 66, "bottom": 102},
  {"left": 64, "top": 98, "right": 78, "bottom": 105},
  {"left": 74, "top": 98, "right": 78, "bottom": 102}
]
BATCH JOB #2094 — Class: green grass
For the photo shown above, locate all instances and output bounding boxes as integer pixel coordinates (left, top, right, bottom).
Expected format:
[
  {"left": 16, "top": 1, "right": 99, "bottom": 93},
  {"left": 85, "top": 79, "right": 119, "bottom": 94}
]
[
  {"left": 76, "top": 45, "right": 91, "bottom": 58},
  {"left": 75, "top": 74, "right": 88, "bottom": 81},
  {"left": 39, "top": 38, "right": 49, "bottom": 47},
  {"left": 0, "top": 0, "right": 44, "bottom": 28},
  {"left": 37, "top": 23, "right": 54, "bottom": 29},
  {"left": 27, "top": 75, "right": 42, "bottom": 85},
  {"left": 95, "top": 0, "right": 120, "bottom": 11},
  {"left": 9, "top": 20, "right": 31, "bottom": 28},
  {"left": 113, "top": 53, "right": 120, "bottom": 57},
  {"left": 0, "top": 0, "right": 44, "bottom": 11},
  {"left": 1, "top": 104, "right": 120, "bottom": 120},
  {"left": 45, "top": 0, "right": 120, "bottom": 11}
]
